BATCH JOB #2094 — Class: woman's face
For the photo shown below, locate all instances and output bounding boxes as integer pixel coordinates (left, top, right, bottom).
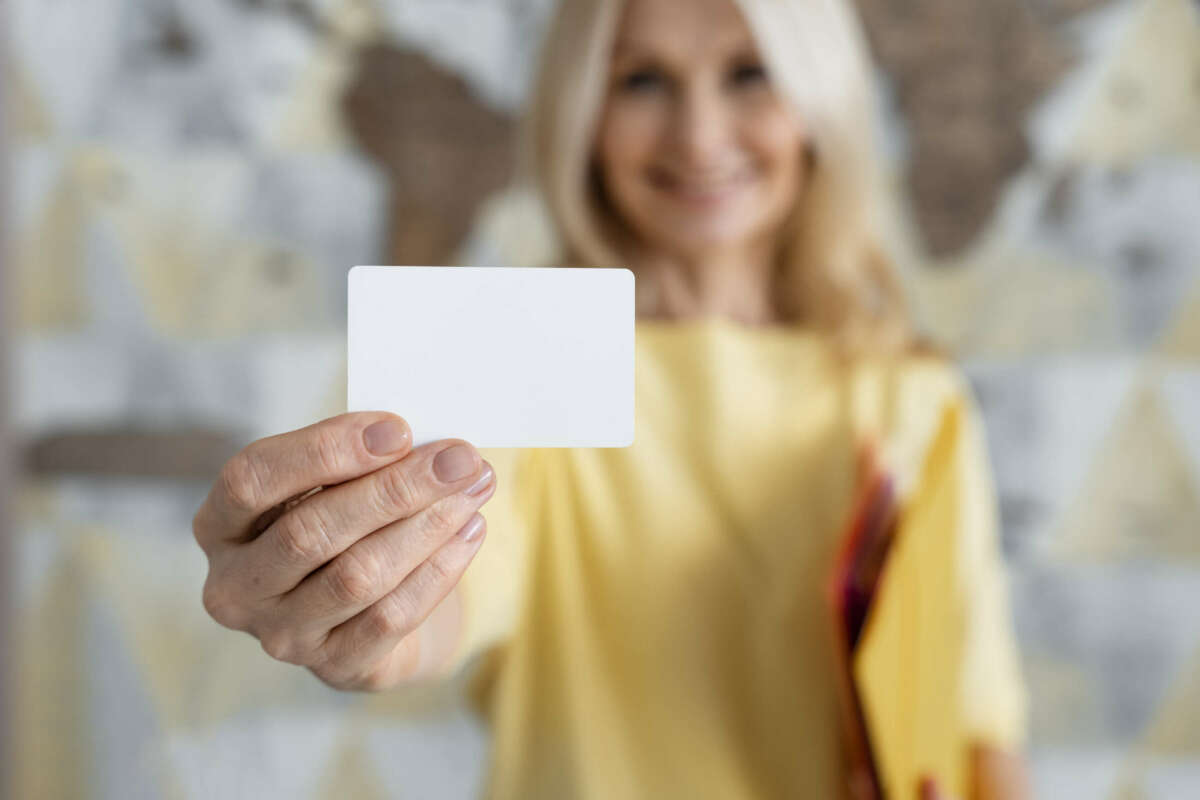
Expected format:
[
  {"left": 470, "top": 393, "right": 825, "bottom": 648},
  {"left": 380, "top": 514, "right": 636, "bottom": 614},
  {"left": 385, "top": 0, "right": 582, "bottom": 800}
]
[{"left": 596, "top": 0, "right": 807, "bottom": 260}]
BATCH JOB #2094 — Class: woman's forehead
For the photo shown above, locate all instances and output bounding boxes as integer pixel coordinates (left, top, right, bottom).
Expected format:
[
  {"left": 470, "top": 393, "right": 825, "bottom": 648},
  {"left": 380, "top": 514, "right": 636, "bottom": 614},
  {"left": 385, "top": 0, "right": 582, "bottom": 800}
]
[{"left": 611, "top": 0, "right": 757, "bottom": 60}]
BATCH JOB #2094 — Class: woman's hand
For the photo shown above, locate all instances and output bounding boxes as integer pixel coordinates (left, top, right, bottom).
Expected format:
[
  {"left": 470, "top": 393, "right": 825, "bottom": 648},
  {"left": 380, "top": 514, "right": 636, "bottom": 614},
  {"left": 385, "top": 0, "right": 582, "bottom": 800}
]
[
  {"left": 919, "top": 777, "right": 955, "bottom": 800},
  {"left": 192, "top": 412, "right": 496, "bottom": 691},
  {"left": 919, "top": 745, "right": 1031, "bottom": 800}
]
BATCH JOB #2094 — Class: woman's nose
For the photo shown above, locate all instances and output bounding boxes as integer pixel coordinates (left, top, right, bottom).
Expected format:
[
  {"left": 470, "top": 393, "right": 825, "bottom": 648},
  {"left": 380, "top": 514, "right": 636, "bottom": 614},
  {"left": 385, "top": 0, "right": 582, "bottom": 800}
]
[{"left": 670, "top": 83, "right": 732, "bottom": 170}]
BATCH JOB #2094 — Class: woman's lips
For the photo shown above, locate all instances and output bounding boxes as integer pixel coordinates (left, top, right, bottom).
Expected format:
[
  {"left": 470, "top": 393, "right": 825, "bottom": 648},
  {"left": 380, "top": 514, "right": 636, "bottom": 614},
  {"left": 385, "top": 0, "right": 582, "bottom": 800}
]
[{"left": 650, "top": 169, "right": 753, "bottom": 206}]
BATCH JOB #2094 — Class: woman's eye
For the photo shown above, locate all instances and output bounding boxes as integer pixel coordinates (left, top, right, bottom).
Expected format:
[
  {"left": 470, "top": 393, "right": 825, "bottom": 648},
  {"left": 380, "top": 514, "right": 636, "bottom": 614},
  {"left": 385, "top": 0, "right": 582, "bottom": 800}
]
[
  {"left": 729, "top": 63, "right": 768, "bottom": 87},
  {"left": 619, "top": 69, "right": 664, "bottom": 93}
]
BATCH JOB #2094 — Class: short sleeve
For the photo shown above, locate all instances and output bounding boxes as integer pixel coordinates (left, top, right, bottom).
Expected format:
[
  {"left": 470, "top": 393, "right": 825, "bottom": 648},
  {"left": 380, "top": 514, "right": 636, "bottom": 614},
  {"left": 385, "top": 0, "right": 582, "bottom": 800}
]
[
  {"left": 444, "top": 446, "right": 539, "bottom": 674},
  {"left": 866, "top": 357, "right": 1030, "bottom": 750},
  {"left": 952, "top": 382, "right": 1029, "bottom": 749}
]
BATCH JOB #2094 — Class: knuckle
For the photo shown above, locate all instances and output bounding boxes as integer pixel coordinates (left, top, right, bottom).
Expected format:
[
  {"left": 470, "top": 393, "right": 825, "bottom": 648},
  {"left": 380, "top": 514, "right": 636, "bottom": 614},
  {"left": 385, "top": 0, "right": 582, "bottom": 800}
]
[
  {"left": 423, "top": 552, "right": 458, "bottom": 587},
  {"left": 307, "top": 639, "right": 357, "bottom": 686},
  {"left": 357, "top": 671, "right": 389, "bottom": 693},
  {"left": 326, "top": 552, "right": 381, "bottom": 607},
  {"left": 357, "top": 662, "right": 400, "bottom": 693},
  {"left": 375, "top": 462, "right": 421, "bottom": 517},
  {"left": 192, "top": 508, "right": 211, "bottom": 552},
  {"left": 309, "top": 662, "right": 353, "bottom": 692},
  {"left": 421, "top": 502, "right": 459, "bottom": 539},
  {"left": 201, "top": 579, "right": 241, "bottom": 629},
  {"left": 363, "top": 596, "right": 414, "bottom": 643},
  {"left": 220, "top": 450, "right": 267, "bottom": 513},
  {"left": 273, "top": 508, "right": 332, "bottom": 566},
  {"left": 312, "top": 424, "right": 349, "bottom": 476},
  {"left": 260, "top": 628, "right": 305, "bottom": 665},
  {"left": 311, "top": 659, "right": 389, "bottom": 693}
]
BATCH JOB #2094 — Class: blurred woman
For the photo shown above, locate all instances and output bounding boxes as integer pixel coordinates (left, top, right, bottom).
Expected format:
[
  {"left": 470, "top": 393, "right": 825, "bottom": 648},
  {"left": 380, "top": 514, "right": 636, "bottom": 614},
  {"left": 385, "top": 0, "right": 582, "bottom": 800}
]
[{"left": 193, "top": 0, "right": 1029, "bottom": 797}]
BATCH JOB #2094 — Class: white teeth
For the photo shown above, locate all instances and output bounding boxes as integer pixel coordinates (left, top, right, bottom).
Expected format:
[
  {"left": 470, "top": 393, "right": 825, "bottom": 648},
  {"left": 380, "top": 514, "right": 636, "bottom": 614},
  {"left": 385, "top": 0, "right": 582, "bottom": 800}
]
[
  {"left": 675, "top": 178, "right": 740, "bottom": 193},
  {"left": 666, "top": 170, "right": 747, "bottom": 193}
]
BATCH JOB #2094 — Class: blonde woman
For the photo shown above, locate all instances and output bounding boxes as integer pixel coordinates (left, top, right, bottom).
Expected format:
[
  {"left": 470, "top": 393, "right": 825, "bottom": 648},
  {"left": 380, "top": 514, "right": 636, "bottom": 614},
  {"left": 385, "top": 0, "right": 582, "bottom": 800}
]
[{"left": 193, "top": 0, "right": 1029, "bottom": 796}]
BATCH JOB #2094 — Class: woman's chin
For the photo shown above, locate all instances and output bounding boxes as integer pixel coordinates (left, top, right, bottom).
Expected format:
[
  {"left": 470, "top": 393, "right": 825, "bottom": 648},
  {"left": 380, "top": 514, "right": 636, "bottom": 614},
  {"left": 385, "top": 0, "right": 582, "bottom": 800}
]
[
  {"left": 648, "top": 221, "right": 762, "bottom": 255},
  {"left": 636, "top": 198, "right": 773, "bottom": 254}
]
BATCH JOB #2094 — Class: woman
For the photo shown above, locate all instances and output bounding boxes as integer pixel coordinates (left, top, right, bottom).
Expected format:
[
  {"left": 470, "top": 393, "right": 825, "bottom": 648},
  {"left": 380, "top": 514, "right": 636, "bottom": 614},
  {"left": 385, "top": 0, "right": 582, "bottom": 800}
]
[{"left": 193, "top": 0, "right": 1029, "bottom": 796}]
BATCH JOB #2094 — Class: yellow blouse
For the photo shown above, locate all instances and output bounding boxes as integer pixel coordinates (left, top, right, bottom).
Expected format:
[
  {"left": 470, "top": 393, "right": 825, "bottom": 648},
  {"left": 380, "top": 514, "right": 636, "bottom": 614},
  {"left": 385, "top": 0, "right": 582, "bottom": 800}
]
[{"left": 455, "top": 317, "right": 1026, "bottom": 799}]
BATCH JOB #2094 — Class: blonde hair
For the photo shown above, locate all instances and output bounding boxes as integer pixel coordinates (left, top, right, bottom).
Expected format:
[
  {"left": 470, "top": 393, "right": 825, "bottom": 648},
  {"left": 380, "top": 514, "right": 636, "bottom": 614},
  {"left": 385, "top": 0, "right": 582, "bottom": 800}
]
[{"left": 525, "top": 0, "right": 917, "bottom": 353}]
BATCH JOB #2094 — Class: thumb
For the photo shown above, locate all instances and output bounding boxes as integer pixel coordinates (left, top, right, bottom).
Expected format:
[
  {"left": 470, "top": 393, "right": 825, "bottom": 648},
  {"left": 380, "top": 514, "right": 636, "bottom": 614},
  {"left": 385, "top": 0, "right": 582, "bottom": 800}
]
[{"left": 919, "top": 776, "right": 944, "bottom": 800}]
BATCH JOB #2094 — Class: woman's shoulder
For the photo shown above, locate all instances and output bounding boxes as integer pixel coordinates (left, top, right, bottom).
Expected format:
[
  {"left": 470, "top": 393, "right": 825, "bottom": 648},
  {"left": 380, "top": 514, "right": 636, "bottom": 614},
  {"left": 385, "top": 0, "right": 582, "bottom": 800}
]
[
  {"left": 847, "top": 336, "right": 970, "bottom": 403},
  {"left": 843, "top": 342, "right": 980, "bottom": 486},
  {"left": 891, "top": 348, "right": 971, "bottom": 406},
  {"left": 629, "top": 317, "right": 971, "bottom": 407},
  {"left": 632, "top": 315, "right": 835, "bottom": 358}
]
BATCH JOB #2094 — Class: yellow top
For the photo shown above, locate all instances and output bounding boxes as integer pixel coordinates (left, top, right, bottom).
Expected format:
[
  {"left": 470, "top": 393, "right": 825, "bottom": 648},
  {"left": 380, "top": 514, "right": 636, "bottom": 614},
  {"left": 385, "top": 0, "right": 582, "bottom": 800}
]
[{"left": 456, "top": 317, "right": 1026, "bottom": 799}]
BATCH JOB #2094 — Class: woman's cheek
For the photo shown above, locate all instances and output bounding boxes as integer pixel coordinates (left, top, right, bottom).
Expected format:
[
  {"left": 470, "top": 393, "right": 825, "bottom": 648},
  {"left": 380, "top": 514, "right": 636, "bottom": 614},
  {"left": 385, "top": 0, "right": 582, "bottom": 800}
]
[
  {"left": 601, "top": 100, "right": 666, "bottom": 171},
  {"left": 746, "top": 110, "right": 804, "bottom": 187},
  {"left": 750, "top": 106, "right": 802, "bottom": 159}
]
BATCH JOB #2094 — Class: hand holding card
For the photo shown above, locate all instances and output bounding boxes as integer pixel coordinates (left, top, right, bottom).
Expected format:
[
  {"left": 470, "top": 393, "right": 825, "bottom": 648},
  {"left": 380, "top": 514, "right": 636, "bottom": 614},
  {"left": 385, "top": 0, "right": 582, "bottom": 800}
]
[
  {"left": 194, "top": 411, "right": 501, "bottom": 691},
  {"left": 194, "top": 266, "right": 636, "bottom": 694}
]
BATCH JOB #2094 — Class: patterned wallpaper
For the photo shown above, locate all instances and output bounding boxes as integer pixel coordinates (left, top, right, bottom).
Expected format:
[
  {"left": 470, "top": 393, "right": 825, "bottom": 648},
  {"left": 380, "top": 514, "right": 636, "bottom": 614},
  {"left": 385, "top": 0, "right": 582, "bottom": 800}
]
[{"left": 7, "top": 0, "right": 1200, "bottom": 797}]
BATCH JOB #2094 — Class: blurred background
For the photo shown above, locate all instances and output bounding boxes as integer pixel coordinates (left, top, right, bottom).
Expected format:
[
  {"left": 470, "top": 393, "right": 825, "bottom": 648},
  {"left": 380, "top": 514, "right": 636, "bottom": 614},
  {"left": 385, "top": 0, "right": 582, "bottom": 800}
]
[{"left": 3, "top": 0, "right": 1199, "bottom": 797}]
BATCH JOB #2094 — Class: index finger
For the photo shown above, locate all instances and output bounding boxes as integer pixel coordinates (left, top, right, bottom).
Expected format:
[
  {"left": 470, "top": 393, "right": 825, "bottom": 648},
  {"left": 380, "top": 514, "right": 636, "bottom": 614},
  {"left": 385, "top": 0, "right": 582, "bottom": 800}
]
[{"left": 195, "top": 412, "right": 413, "bottom": 545}]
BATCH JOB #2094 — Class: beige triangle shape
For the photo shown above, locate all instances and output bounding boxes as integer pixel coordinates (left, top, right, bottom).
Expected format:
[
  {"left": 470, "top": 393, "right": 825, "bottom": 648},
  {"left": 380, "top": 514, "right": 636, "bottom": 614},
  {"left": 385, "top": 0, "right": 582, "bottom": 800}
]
[
  {"left": 966, "top": 253, "right": 1113, "bottom": 358},
  {"left": 273, "top": 45, "right": 356, "bottom": 152},
  {"left": 1065, "top": 0, "right": 1200, "bottom": 164},
  {"left": 96, "top": 207, "right": 330, "bottom": 337},
  {"left": 74, "top": 529, "right": 319, "bottom": 729},
  {"left": 267, "top": 0, "right": 387, "bottom": 153},
  {"left": 13, "top": 551, "right": 92, "bottom": 799},
  {"left": 1156, "top": 281, "right": 1200, "bottom": 357},
  {"left": 16, "top": 163, "right": 88, "bottom": 329},
  {"left": 75, "top": 149, "right": 210, "bottom": 337},
  {"left": 313, "top": 728, "right": 393, "bottom": 800},
  {"left": 910, "top": 258, "right": 991, "bottom": 351},
  {"left": 1138, "top": 646, "right": 1200, "bottom": 757},
  {"left": 912, "top": 245, "right": 1116, "bottom": 357},
  {"left": 1108, "top": 780, "right": 1151, "bottom": 800},
  {"left": 181, "top": 241, "right": 332, "bottom": 336},
  {"left": 70, "top": 149, "right": 330, "bottom": 338},
  {"left": 1055, "top": 378, "right": 1200, "bottom": 561},
  {"left": 326, "top": 0, "right": 387, "bottom": 42},
  {"left": 1108, "top": 646, "right": 1200, "bottom": 797},
  {"left": 269, "top": 0, "right": 389, "bottom": 153},
  {"left": 3, "top": 58, "right": 53, "bottom": 140}
]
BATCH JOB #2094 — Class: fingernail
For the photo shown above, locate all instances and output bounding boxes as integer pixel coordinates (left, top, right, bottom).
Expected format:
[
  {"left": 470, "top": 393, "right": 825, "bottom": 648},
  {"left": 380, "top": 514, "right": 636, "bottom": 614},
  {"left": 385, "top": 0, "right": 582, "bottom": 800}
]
[
  {"left": 457, "top": 513, "right": 486, "bottom": 543},
  {"left": 464, "top": 462, "right": 494, "bottom": 497},
  {"left": 433, "top": 444, "right": 478, "bottom": 483},
  {"left": 363, "top": 419, "right": 410, "bottom": 456}
]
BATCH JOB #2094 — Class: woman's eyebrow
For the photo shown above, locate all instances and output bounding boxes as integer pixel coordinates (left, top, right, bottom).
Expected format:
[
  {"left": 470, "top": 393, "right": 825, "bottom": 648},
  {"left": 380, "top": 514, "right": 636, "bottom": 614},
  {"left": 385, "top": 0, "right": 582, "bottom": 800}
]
[
  {"left": 609, "top": 47, "right": 677, "bottom": 76},
  {"left": 611, "top": 36, "right": 757, "bottom": 65},
  {"left": 610, "top": 40, "right": 660, "bottom": 61}
]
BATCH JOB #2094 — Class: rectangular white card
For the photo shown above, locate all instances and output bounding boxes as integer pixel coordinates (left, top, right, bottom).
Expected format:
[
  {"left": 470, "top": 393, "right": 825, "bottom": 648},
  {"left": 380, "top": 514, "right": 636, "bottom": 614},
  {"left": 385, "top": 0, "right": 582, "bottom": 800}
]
[{"left": 348, "top": 266, "right": 635, "bottom": 448}]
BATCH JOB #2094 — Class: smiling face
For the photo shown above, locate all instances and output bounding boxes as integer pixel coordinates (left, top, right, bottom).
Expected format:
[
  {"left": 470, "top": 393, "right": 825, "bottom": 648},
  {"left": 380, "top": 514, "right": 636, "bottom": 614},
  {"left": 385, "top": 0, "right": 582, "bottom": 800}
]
[{"left": 595, "top": 0, "right": 808, "bottom": 262}]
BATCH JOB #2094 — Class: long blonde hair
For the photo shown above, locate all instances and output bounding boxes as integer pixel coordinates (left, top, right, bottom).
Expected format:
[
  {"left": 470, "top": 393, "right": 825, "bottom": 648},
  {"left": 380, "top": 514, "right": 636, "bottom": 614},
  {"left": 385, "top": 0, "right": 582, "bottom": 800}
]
[{"left": 525, "top": 0, "right": 916, "bottom": 353}]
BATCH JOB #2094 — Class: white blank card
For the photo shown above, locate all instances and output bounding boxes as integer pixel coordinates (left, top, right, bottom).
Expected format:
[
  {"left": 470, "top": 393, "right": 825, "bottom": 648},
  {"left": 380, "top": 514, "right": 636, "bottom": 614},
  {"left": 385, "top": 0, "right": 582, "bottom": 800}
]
[{"left": 348, "top": 266, "right": 635, "bottom": 448}]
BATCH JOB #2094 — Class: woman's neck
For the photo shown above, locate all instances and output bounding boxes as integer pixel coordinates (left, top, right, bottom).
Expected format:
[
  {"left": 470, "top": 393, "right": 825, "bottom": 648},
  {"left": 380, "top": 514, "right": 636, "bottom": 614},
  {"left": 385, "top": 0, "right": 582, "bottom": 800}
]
[{"left": 632, "top": 240, "right": 782, "bottom": 327}]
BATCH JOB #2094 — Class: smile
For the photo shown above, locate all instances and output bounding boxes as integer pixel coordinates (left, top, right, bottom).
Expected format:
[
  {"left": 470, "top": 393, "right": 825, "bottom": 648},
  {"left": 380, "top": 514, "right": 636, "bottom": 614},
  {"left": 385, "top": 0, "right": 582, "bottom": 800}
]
[{"left": 651, "top": 169, "right": 753, "bottom": 204}]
